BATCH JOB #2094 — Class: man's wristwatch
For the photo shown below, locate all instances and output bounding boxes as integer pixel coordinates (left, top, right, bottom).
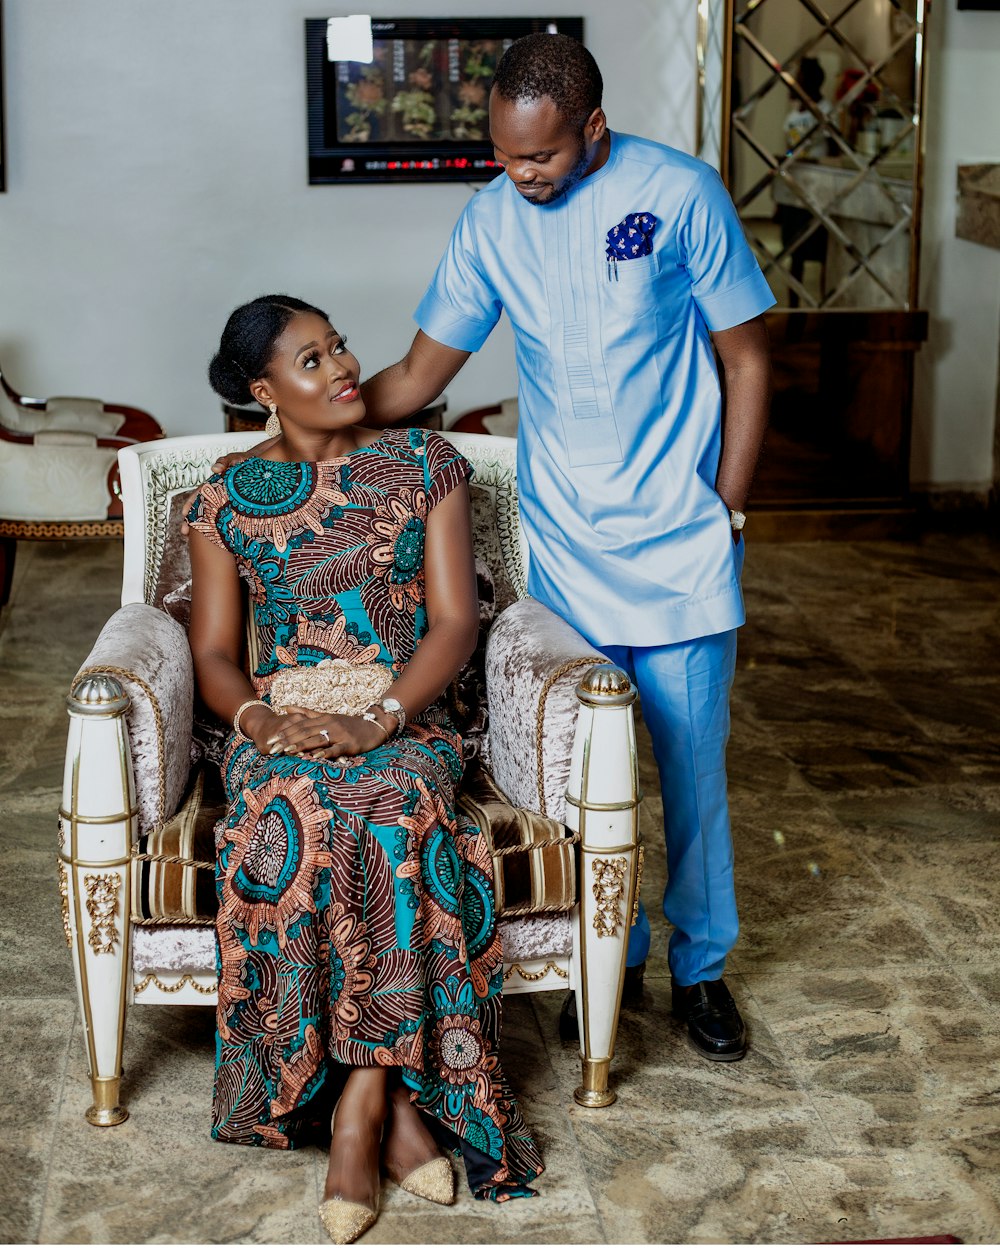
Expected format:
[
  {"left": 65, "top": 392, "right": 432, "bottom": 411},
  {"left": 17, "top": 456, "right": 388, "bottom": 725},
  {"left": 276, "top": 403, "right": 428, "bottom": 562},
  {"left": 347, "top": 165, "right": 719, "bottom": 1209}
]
[{"left": 729, "top": 509, "right": 747, "bottom": 532}]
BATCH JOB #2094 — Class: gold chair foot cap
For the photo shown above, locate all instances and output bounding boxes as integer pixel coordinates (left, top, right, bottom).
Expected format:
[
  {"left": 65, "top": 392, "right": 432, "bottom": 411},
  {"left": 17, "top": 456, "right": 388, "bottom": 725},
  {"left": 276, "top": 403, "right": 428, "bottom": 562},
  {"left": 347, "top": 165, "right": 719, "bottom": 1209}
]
[
  {"left": 398, "top": 1157, "right": 455, "bottom": 1205},
  {"left": 85, "top": 1104, "right": 129, "bottom": 1127},
  {"left": 573, "top": 1085, "right": 617, "bottom": 1109},
  {"left": 318, "top": 1197, "right": 378, "bottom": 1244}
]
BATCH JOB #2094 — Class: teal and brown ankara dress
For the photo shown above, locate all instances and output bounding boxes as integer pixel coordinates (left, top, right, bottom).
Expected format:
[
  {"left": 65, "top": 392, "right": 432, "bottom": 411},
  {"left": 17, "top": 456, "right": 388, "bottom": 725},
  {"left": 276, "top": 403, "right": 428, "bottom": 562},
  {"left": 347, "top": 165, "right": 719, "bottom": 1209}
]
[{"left": 188, "top": 428, "right": 542, "bottom": 1199}]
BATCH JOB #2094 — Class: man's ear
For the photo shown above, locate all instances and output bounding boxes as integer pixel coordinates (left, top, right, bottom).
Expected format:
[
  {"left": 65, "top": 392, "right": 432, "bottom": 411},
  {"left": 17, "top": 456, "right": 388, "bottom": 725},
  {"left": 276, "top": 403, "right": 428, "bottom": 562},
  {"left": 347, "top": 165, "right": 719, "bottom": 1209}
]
[{"left": 584, "top": 107, "right": 607, "bottom": 145}]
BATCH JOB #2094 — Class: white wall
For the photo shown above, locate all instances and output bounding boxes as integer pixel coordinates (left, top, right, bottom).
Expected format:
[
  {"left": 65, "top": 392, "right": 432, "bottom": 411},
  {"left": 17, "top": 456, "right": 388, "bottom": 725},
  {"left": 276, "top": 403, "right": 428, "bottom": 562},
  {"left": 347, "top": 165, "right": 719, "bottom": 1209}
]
[
  {"left": 0, "top": 0, "right": 695, "bottom": 434},
  {"left": 6, "top": 0, "right": 992, "bottom": 492},
  {"left": 912, "top": 1, "right": 1000, "bottom": 493}
]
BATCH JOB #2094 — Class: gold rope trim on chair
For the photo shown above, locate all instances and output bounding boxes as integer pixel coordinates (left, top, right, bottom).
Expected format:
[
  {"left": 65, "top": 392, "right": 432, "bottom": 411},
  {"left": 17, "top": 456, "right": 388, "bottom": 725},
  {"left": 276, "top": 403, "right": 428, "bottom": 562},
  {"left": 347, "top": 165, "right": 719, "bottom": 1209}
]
[
  {"left": 534, "top": 657, "right": 604, "bottom": 817},
  {"left": 76, "top": 664, "right": 167, "bottom": 826},
  {"left": 130, "top": 913, "right": 216, "bottom": 926},
  {"left": 502, "top": 960, "right": 569, "bottom": 984},
  {"left": 57, "top": 859, "right": 73, "bottom": 949},
  {"left": 133, "top": 972, "right": 217, "bottom": 995},
  {"left": 492, "top": 899, "right": 576, "bottom": 918},
  {"left": 131, "top": 850, "right": 215, "bottom": 871},
  {"left": 631, "top": 844, "right": 646, "bottom": 925}
]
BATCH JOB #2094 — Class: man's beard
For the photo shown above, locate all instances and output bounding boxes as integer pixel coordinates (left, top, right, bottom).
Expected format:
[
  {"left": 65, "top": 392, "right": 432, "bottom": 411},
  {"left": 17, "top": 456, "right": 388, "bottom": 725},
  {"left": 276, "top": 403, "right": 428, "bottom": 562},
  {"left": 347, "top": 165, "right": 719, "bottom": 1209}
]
[{"left": 523, "top": 137, "right": 591, "bottom": 207}]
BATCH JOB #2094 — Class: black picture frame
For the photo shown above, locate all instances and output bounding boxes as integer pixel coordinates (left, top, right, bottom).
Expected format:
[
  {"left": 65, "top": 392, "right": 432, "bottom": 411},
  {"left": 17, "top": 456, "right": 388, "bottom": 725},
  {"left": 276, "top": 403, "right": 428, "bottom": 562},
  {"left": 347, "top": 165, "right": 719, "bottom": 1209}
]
[
  {"left": 306, "top": 16, "right": 585, "bottom": 185},
  {"left": 957, "top": 0, "right": 1000, "bottom": 9}
]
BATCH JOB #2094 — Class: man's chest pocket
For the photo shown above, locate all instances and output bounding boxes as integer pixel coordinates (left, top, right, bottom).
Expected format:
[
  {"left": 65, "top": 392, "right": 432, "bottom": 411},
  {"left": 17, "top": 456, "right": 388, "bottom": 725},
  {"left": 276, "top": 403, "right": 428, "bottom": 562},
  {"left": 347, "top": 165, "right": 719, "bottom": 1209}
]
[
  {"left": 609, "top": 249, "right": 660, "bottom": 283},
  {"left": 603, "top": 249, "right": 663, "bottom": 315}
]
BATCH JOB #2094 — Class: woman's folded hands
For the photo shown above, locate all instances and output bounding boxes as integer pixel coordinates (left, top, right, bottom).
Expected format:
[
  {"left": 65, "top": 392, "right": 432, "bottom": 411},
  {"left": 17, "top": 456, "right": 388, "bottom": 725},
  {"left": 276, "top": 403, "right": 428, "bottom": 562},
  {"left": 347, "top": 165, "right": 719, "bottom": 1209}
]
[{"left": 244, "top": 704, "right": 391, "bottom": 761}]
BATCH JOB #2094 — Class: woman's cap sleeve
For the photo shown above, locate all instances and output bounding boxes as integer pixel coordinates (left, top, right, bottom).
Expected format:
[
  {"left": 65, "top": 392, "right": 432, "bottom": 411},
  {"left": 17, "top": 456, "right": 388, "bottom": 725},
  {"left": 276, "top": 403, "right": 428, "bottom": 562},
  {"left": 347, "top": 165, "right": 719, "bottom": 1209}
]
[
  {"left": 185, "top": 478, "right": 230, "bottom": 553},
  {"left": 423, "top": 433, "right": 474, "bottom": 511}
]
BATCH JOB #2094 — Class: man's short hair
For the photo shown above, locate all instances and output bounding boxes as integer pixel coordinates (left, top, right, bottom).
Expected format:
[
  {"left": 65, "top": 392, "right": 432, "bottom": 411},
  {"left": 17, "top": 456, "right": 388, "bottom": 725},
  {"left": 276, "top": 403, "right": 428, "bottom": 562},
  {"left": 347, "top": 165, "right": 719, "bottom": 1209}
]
[{"left": 492, "top": 33, "right": 603, "bottom": 127}]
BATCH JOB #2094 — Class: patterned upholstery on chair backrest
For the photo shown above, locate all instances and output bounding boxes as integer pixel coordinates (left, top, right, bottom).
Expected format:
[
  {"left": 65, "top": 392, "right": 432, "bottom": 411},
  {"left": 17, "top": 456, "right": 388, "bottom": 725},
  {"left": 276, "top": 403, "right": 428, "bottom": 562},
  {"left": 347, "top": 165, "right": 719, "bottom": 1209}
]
[
  {"left": 451, "top": 433, "right": 526, "bottom": 613},
  {"left": 119, "top": 433, "right": 257, "bottom": 608}
]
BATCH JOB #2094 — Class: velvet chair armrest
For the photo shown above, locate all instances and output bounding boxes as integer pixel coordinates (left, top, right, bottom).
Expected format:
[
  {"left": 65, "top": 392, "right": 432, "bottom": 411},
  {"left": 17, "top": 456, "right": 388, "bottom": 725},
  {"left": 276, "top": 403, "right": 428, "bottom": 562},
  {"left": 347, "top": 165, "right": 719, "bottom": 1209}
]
[
  {"left": 74, "top": 603, "right": 194, "bottom": 835},
  {"left": 485, "top": 597, "right": 608, "bottom": 822}
]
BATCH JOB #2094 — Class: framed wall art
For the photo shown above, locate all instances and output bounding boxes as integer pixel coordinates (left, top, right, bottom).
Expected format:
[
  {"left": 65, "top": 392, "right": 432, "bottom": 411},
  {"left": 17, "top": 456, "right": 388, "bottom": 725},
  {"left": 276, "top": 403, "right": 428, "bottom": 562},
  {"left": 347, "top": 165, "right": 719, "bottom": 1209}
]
[{"left": 306, "top": 15, "right": 585, "bottom": 185}]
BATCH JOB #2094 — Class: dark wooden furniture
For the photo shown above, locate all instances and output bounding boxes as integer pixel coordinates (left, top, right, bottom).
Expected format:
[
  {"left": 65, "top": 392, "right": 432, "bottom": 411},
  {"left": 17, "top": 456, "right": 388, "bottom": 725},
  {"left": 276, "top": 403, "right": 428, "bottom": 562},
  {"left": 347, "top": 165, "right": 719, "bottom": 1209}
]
[
  {"left": 448, "top": 403, "right": 502, "bottom": 435},
  {"left": 751, "top": 310, "right": 929, "bottom": 540}
]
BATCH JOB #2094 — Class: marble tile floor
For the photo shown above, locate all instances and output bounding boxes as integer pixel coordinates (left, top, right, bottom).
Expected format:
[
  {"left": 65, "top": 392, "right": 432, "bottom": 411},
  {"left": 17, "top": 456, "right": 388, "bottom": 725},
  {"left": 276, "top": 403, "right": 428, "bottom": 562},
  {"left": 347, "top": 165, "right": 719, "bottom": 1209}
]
[{"left": 1, "top": 534, "right": 999, "bottom": 1246}]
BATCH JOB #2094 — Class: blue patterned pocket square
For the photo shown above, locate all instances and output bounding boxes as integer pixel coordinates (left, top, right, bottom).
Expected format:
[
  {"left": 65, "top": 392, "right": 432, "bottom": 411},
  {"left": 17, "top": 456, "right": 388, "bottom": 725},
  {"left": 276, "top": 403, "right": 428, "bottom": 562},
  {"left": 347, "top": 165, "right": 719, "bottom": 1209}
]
[{"left": 606, "top": 212, "right": 658, "bottom": 279}]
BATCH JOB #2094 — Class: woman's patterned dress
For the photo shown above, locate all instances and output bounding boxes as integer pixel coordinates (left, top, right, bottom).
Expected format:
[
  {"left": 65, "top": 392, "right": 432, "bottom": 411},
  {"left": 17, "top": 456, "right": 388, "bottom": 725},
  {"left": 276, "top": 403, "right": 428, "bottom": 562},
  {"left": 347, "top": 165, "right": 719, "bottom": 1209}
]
[{"left": 188, "top": 428, "right": 542, "bottom": 1199}]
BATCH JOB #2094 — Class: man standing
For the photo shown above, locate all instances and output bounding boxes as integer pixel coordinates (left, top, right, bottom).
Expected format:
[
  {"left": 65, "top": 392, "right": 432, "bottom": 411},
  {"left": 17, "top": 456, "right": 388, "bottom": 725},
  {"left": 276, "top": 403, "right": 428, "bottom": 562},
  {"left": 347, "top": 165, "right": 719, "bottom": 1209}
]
[{"left": 360, "top": 34, "right": 774, "bottom": 1061}]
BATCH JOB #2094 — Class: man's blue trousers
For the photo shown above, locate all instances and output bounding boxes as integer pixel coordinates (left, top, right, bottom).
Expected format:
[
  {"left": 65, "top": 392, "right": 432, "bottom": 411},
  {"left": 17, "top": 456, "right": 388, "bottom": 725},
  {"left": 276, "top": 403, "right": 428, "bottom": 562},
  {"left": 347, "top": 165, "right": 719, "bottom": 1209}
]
[{"left": 601, "top": 630, "right": 739, "bottom": 986}]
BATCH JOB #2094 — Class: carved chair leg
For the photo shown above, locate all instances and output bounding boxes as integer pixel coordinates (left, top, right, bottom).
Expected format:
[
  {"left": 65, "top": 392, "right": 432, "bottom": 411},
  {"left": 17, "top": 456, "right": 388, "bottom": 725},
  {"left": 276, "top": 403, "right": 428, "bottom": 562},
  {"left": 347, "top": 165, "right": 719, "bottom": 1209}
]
[
  {"left": 565, "top": 665, "right": 641, "bottom": 1109},
  {"left": 62, "top": 675, "right": 136, "bottom": 1125}
]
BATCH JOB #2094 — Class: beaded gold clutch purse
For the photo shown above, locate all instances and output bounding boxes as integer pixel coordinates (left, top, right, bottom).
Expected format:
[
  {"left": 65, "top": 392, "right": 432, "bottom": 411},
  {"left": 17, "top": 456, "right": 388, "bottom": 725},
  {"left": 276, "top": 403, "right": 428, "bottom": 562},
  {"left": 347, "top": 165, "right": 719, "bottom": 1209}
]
[{"left": 269, "top": 660, "right": 394, "bottom": 717}]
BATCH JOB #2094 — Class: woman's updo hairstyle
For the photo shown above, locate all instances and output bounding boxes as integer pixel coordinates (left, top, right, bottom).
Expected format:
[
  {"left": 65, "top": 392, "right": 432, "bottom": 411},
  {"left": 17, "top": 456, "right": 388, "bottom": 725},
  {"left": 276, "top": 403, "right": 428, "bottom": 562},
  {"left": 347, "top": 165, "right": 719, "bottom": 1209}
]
[{"left": 208, "top": 294, "right": 330, "bottom": 406}]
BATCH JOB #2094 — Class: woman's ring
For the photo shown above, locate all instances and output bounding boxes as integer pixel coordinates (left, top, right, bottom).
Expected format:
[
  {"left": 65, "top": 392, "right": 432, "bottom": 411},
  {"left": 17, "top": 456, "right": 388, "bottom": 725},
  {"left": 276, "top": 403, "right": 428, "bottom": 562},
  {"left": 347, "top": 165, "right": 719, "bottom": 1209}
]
[{"left": 319, "top": 728, "right": 330, "bottom": 742}]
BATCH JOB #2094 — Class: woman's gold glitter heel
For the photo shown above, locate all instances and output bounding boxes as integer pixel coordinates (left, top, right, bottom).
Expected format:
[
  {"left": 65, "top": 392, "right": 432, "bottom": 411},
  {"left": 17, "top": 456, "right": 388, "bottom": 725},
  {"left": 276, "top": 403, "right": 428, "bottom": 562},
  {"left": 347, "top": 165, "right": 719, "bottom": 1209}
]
[
  {"left": 320, "top": 1096, "right": 383, "bottom": 1243},
  {"left": 318, "top": 1194, "right": 379, "bottom": 1245},
  {"left": 398, "top": 1156, "right": 455, "bottom": 1205}
]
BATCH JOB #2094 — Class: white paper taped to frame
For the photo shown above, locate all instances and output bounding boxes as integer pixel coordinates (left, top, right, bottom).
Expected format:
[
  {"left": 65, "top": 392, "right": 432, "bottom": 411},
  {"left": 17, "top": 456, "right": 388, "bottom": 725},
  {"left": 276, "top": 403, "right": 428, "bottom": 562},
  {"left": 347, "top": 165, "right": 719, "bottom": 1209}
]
[{"left": 327, "top": 15, "right": 374, "bottom": 64}]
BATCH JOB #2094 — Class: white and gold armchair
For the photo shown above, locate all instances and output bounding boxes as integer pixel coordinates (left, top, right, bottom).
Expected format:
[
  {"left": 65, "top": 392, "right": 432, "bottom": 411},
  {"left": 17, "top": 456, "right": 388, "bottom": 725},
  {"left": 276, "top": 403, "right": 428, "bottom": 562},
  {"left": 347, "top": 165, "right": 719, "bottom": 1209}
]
[{"left": 59, "top": 432, "right": 642, "bottom": 1127}]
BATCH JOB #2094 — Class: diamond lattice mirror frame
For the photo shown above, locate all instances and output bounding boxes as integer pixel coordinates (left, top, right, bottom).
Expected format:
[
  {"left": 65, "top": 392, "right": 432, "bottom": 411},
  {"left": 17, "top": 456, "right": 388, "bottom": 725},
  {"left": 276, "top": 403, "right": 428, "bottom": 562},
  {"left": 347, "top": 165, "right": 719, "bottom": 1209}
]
[{"left": 697, "top": 0, "right": 930, "bottom": 312}]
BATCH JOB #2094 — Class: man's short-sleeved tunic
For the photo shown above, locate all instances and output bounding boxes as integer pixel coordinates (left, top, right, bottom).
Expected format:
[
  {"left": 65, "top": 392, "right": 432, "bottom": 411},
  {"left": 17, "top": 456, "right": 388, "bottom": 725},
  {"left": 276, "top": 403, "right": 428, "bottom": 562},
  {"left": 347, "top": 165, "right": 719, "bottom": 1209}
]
[{"left": 415, "top": 131, "right": 775, "bottom": 647}]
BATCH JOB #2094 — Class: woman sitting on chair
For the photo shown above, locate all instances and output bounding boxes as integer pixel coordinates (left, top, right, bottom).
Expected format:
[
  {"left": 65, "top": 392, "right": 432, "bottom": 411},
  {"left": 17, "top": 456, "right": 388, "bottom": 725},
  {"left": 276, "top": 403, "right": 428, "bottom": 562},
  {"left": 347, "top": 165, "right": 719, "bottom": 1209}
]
[{"left": 187, "top": 294, "right": 542, "bottom": 1243}]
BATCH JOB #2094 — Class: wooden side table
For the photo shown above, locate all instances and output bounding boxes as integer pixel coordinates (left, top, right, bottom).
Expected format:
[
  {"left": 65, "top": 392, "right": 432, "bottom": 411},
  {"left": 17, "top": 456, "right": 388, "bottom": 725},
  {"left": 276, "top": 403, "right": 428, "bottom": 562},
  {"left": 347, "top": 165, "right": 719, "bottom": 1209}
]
[{"left": 222, "top": 398, "right": 446, "bottom": 434}]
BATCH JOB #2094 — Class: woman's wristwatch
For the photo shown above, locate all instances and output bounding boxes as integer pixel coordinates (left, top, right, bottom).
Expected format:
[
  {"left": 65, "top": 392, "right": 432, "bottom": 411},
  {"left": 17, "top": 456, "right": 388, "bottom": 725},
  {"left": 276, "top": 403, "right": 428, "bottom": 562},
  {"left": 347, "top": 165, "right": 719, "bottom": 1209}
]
[
  {"left": 362, "top": 697, "right": 406, "bottom": 739},
  {"left": 378, "top": 697, "right": 406, "bottom": 735}
]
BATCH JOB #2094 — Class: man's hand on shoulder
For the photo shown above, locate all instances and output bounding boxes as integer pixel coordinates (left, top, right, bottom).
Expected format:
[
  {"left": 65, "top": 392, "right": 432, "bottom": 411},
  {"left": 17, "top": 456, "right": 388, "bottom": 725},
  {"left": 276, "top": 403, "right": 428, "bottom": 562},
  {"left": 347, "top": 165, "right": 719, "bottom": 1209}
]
[{"left": 180, "top": 436, "right": 277, "bottom": 536}]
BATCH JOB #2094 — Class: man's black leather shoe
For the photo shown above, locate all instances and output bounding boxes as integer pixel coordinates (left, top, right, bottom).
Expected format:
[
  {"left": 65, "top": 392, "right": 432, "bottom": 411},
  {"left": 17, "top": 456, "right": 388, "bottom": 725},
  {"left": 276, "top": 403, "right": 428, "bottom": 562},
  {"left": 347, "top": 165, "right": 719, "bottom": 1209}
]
[{"left": 671, "top": 977, "right": 747, "bottom": 1061}]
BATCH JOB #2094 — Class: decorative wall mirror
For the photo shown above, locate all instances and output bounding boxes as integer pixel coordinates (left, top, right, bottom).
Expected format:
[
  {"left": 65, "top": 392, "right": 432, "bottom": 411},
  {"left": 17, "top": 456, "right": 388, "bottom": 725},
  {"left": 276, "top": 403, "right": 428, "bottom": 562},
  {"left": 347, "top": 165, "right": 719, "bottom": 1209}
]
[{"left": 697, "top": 0, "right": 931, "bottom": 534}]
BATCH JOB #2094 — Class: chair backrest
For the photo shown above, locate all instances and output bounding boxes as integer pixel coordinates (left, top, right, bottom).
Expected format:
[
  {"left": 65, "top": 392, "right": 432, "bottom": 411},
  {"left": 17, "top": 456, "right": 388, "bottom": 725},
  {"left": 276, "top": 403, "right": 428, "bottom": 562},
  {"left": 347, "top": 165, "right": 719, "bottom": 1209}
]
[{"left": 117, "top": 431, "right": 528, "bottom": 611}]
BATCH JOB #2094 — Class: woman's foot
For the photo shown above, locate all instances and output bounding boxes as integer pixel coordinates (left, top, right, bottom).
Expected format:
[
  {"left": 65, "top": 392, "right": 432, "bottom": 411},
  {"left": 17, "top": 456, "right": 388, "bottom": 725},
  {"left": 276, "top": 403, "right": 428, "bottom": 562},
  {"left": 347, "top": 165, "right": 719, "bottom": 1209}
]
[
  {"left": 382, "top": 1081, "right": 455, "bottom": 1205},
  {"left": 319, "top": 1069, "right": 389, "bottom": 1243}
]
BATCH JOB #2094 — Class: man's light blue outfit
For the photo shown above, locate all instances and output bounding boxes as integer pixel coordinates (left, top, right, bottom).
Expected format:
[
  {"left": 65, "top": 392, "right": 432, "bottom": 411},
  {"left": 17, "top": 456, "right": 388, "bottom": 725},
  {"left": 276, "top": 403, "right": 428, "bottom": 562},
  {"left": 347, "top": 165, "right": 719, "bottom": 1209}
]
[{"left": 415, "top": 132, "right": 775, "bottom": 985}]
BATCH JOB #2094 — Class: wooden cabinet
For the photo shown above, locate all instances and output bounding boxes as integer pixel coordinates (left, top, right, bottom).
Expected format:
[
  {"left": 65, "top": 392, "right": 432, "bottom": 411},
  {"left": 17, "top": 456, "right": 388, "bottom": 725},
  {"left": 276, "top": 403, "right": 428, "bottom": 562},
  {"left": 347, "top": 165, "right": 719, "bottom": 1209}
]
[{"left": 752, "top": 310, "right": 928, "bottom": 539}]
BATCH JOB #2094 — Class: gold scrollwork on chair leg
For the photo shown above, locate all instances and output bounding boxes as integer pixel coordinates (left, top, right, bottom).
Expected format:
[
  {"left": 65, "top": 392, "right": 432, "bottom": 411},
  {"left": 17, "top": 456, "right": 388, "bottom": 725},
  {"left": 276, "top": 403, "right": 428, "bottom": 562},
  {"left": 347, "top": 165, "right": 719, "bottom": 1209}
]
[
  {"left": 57, "top": 859, "right": 73, "bottom": 948},
  {"left": 84, "top": 872, "right": 122, "bottom": 955},
  {"left": 592, "top": 856, "right": 629, "bottom": 938},
  {"left": 631, "top": 844, "right": 645, "bottom": 925}
]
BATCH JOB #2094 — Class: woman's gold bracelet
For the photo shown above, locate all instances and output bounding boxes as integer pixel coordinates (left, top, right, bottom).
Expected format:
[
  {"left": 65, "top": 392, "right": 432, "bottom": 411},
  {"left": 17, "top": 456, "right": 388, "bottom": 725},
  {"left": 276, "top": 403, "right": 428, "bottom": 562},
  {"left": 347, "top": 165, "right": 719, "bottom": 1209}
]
[
  {"left": 361, "top": 708, "right": 392, "bottom": 744},
  {"left": 233, "top": 698, "right": 269, "bottom": 736}
]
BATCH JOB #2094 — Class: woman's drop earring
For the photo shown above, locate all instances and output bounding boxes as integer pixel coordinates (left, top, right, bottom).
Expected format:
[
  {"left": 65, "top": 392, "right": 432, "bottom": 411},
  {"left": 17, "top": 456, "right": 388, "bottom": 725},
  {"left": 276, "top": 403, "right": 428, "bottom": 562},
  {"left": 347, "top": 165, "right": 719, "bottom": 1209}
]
[{"left": 265, "top": 403, "right": 281, "bottom": 439}]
